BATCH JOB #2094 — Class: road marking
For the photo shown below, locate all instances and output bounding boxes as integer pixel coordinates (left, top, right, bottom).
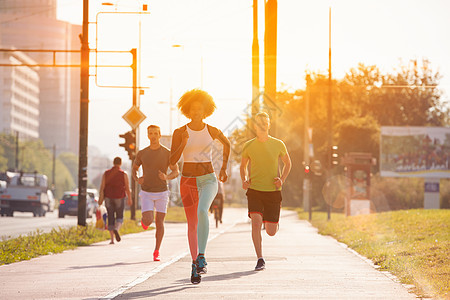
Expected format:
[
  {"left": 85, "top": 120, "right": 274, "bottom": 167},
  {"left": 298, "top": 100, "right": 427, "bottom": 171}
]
[
  {"left": 101, "top": 219, "right": 245, "bottom": 299},
  {"left": 101, "top": 250, "right": 189, "bottom": 300}
]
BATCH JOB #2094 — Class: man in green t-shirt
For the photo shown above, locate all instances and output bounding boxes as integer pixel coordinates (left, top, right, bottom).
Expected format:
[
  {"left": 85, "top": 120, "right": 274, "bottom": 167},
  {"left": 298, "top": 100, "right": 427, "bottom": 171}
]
[{"left": 240, "top": 112, "right": 292, "bottom": 271}]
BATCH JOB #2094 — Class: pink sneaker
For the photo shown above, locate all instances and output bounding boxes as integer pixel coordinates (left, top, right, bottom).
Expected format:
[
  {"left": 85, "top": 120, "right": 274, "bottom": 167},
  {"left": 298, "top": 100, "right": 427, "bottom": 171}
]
[
  {"left": 153, "top": 250, "right": 160, "bottom": 261},
  {"left": 141, "top": 220, "right": 149, "bottom": 230}
]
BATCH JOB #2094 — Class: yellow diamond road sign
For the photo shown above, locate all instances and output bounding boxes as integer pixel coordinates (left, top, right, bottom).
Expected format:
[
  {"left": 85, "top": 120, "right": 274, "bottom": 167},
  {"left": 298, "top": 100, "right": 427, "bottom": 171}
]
[{"left": 122, "top": 106, "right": 146, "bottom": 129}]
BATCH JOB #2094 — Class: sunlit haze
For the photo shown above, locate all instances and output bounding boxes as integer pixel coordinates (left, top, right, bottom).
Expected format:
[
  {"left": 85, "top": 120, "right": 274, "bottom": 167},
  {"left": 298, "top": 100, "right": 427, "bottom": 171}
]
[{"left": 57, "top": 0, "right": 450, "bottom": 159}]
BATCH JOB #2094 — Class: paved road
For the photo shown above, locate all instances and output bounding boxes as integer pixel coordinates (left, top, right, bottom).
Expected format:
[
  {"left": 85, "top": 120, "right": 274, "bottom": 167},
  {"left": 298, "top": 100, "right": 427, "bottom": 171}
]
[
  {"left": 0, "top": 210, "right": 94, "bottom": 240},
  {"left": 0, "top": 208, "right": 416, "bottom": 299}
]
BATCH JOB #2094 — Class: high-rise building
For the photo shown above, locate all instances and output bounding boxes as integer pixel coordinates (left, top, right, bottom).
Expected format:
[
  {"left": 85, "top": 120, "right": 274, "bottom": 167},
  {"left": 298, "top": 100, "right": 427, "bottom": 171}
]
[
  {"left": 0, "top": 50, "right": 40, "bottom": 139},
  {"left": 0, "top": 0, "right": 81, "bottom": 154},
  {"left": 0, "top": 0, "right": 57, "bottom": 18}
]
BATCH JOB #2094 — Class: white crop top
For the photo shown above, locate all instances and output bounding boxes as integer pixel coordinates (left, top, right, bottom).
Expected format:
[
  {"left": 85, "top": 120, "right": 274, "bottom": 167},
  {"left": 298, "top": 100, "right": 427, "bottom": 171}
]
[{"left": 183, "top": 125, "right": 214, "bottom": 163}]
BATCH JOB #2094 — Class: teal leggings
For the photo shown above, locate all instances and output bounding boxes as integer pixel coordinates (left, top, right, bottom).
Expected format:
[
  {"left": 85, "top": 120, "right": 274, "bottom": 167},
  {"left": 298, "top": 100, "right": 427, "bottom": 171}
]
[{"left": 180, "top": 173, "right": 218, "bottom": 260}]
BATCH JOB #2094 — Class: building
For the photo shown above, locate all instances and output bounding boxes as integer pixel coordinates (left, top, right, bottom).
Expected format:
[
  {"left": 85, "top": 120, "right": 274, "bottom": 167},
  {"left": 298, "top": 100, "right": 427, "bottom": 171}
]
[
  {"left": 0, "top": 0, "right": 57, "bottom": 18},
  {"left": 0, "top": 50, "right": 40, "bottom": 139},
  {"left": 0, "top": 0, "right": 81, "bottom": 154}
]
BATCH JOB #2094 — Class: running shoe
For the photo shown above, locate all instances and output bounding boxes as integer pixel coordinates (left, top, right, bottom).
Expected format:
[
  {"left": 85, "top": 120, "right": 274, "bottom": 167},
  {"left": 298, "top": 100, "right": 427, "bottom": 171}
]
[
  {"left": 255, "top": 258, "right": 265, "bottom": 271},
  {"left": 191, "top": 262, "right": 201, "bottom": 284},
  {"left": 153, "top": 250, "right": 160, "bottom": 261},
  {"left": 113, "top": 229, "right": 121, "bottom": 242},
  {"left": 196, "top": 254, "right": 207, "bottom": 274},
  {"left": 141, "top": 220, "right": 149, "bottom": 230}
]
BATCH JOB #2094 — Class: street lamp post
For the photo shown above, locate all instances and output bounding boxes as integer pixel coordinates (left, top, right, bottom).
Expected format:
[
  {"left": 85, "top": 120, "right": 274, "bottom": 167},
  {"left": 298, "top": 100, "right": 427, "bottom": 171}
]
[
  {"left": 97, "top": 3, "right": 149, "bottom": 220},
  {"left": 77, "top": 0, "right": 89, "bottom": 227},
  {"left": 327, "top": 7, "right": 333, "bottom": 220},
  {"left": 303, "top": 75, "right": 311, "bottom": 218}
]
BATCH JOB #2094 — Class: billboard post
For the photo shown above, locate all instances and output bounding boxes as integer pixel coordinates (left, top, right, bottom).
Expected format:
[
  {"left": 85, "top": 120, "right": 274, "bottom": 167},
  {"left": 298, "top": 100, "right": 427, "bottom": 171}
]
[{"left": 424, "top": 178, "right": 440, "bottom": 209}]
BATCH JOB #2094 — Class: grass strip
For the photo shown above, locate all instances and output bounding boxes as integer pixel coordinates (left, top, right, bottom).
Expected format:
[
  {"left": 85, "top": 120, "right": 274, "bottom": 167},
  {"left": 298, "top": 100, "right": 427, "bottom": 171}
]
[
  {"left": 0, "top": 206, "right": 187, "bottom": 265},
  {"left": 295, "top": 208, "right": 449, "bottom": 299}
]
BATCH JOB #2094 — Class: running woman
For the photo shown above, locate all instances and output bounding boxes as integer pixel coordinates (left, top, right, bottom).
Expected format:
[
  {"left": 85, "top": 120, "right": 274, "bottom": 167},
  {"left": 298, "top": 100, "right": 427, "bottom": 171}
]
[
  {"left": 170, "top": 89, "right": 230, "bottom": 284},
  {"left": 240, "top": 112, "right": 292, "bottom": 271},
  {"left": 132, "top": 125, "right": 179, "bottom": 261}
]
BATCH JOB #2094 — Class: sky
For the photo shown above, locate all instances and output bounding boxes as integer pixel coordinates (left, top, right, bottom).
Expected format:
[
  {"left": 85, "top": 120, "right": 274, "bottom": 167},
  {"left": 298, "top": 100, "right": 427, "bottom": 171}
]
[{"left": 57, "top": 0, "right": 450, "bottom": 159}]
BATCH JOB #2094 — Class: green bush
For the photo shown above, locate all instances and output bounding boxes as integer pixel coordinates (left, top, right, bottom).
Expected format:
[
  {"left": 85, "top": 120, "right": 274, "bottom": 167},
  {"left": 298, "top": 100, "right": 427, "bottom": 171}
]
[
  {"left": 370, "top": 175, "right": 424, "bottom": 211},
  {"left": 313, "top": 174, "right": 449, "bottom": 212}
]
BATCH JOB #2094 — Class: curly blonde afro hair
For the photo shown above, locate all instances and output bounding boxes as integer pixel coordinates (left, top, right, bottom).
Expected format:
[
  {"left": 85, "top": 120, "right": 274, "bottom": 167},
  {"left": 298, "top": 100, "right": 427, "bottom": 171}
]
[{"left": 177, "top": 89, "right": 216, "bottom": 119}]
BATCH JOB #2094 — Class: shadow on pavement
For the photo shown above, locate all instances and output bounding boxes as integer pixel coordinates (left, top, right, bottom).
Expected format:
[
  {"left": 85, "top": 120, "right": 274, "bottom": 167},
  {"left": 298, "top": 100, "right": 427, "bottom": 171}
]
[
  {"left": 112, "top": 285, "right": 197, "bottom": 299},
  {"left": 176, "top": 270, "right": 257, "bottom": 283},
  {"left": 113, "top": 271, "right": 258, "bottom": 299},
  {"left": 68, "top": 261, "right": 148, "bottom": 270}
]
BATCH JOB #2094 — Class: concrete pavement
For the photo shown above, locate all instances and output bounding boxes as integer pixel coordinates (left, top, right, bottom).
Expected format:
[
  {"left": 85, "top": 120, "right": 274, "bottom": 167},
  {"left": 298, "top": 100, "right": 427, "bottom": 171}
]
[{"left": 0, "top": 208, "right": 417, "bottom": 299}]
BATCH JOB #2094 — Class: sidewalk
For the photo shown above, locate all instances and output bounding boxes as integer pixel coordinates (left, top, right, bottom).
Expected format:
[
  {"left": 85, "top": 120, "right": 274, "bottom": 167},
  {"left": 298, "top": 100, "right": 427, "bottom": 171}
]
[
  {"left": 0, "top": 208, "right": 416, "bottom": 299},
  {"left": 115, "top": 210, "right": 416, "bottom": 300}
]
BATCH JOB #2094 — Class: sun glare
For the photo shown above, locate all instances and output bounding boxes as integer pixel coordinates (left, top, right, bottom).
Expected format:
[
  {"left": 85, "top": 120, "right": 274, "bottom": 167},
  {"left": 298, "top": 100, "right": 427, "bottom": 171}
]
[{"left": 55, "top": 0, "right": 450, "bottom": 157}]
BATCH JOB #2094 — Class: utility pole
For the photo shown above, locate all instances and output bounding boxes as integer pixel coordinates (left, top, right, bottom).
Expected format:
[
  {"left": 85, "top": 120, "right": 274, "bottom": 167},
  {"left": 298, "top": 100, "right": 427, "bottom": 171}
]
[
  {"left": 52, "top": 144, "right": 56, "bottom": 190},
  {"left": 327, "top": 7, "right": 332, "bottom": 220},
  {"left": 77, "top": 0, "right": 89, "bottom": 227},
  {"left": 15, "top": 131, "right": 19, "bottom": 171},
  {"left": 130, "top": 48, "right": 138, "bottom": 220},
  {"left": 251, "top": 0, "right": 260, "bottom": 137},
  {"left": 303, "top": 75, "right": 311, "bottom": 217},
  {"left": 264, "top": 0, "right": 277, "bottom": 136}
]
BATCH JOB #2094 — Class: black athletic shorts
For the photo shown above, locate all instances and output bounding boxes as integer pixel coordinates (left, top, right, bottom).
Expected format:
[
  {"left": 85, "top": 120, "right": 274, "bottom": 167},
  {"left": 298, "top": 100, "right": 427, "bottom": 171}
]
[{"left": 246, "top": 188, "right": 282, "bottom": 223}]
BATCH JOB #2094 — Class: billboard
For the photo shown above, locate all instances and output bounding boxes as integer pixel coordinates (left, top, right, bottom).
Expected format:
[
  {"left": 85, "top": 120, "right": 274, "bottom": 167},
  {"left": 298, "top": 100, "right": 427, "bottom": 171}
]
[{"left": 380, "top": 126, "right": 450, "bottom": 178}]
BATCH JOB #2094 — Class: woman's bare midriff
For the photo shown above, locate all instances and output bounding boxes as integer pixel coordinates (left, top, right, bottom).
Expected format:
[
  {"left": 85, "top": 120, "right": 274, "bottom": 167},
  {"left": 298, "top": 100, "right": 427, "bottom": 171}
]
[{"left": 182, "top": 162, "right": 214, "bottom": 177}]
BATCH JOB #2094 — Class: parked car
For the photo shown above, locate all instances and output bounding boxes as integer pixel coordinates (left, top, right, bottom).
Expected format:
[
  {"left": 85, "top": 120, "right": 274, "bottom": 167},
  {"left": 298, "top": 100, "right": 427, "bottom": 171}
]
[
  {"left": 87, "top": 188, "right": 99, "bottom": 211},
  {"left": 0, "top": 171, "right": 52, "bottom": 217},
  {"left": 58, "top": 191, "right": 96, "bottom": 218},
  {"left": 74, "top": 188, "right": 99, "bottom": 211}
]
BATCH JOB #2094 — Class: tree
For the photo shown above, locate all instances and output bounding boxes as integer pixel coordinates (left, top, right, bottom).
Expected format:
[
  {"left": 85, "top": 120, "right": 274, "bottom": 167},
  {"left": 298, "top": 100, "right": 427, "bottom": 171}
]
[
  {"left": 336, "top": 115, "right": 380, "bottom": 167},
  {"left": 59, "top": 152, "right": 78, "bottom": 186},
  {"left": 228, "top": 59, "right": 448, "bottom": 208},
  {"left": 0, "top": 145, "right": 7, "bottom": 171},
  {"left": 0, "top": 133, "right": 17, "bottom": 170},
  {"left": 341, "top": 60, "right": 448, "bottom": 126},
  {"left": 0, "top": 134, "right": 76, "bottom": 199}
]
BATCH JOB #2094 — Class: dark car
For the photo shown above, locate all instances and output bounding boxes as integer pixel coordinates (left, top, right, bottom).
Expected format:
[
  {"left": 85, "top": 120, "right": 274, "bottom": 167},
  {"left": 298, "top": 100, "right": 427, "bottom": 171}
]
[{"left": 58, "top": 192, "right": 96, "bottom": 218}]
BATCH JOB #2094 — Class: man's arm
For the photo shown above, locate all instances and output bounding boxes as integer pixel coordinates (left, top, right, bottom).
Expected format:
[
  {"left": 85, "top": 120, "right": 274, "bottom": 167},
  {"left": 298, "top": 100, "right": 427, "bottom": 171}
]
[
  {"left": 274, "top": 152, "right": 292, "bottom": 188},
  {"left": 98, "top": 173, "right": 105, "bottom": 206},
  {"left": 131, "top": 162, "right": 140, "bottom": 182},
  {"left": 280, "top": 152, "right": 292, "bottom": 183},
  {"left": 132, "top": 162, "right": 145, "bottom": 185},
  {"left": 123, "top": 172, "right": 132, "bottom": 206},
  {"left": 240, "top": 156, "right": 251, "bottom": 189},
  {"left": 167, "top": 163, "right": 180, "bottom": 180},
  {"left": 159, "top": 163, "right": 180, "bottom": 181}
]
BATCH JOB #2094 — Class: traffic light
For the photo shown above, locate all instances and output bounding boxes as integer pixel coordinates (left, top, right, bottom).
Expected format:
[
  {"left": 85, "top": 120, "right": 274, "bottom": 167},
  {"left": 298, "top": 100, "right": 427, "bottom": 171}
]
[
  {"left": 119, "top": 131, "right": 136, "bottom": 160},
  {"left": 304, "top": 165, "right": 311, "bottom": 179},
  {"left": 331, "top": 145, "right": 339, "bottom": 166}
]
